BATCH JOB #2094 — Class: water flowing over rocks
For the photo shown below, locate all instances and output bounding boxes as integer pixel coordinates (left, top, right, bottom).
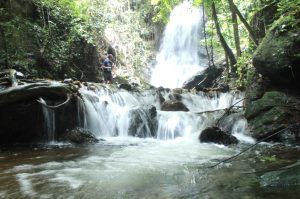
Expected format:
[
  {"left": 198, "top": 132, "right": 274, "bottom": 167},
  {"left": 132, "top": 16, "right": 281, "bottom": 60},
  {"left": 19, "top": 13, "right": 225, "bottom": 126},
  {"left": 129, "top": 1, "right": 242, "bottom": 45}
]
[
  {"left": 127, "top": 105, "right": 158, "bottom": 138},
  {"left": 0, "top": 79, "right": 82, "bottom": 144},
  {"left": 0, "top": 76, "right": 249, "bottom": 145}
]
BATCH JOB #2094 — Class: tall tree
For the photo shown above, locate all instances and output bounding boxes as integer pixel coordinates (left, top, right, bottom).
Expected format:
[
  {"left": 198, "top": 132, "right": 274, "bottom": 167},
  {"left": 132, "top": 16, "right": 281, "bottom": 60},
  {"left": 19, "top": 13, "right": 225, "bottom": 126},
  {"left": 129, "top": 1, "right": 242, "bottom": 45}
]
[
  {"left": 0, "top": 25, "right": 9, "bottom": 68},
  {"left": 211, "top": 1, "right": 236, "bottom": 67},
  {"left": 228, "top": 0, "right": 241, "bottom": 57},
  {"left": 230, "top": 1, "right": 258, "bottom": 46}
]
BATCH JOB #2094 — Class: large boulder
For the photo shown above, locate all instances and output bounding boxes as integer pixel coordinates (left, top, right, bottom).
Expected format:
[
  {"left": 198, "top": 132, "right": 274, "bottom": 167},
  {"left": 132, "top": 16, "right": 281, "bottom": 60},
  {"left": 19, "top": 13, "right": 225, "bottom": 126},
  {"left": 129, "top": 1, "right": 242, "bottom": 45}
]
[
  {"left": 199, "top": 127, "right": 238, "bottom": 146},
  {"left": 245, "top": 91, "right": 300, "bottom": 140},
  {"left": 161, "top": 100, "right": 189, "bottom": 112},
  {"left": 253, "top": 16, "right": 300, "bottom": 88},
  {"left": 60, "top": 127, "right": 99, "bottom": 144},
  {"left": 183, "top": 66, "right": 224, "bottom": 90}
]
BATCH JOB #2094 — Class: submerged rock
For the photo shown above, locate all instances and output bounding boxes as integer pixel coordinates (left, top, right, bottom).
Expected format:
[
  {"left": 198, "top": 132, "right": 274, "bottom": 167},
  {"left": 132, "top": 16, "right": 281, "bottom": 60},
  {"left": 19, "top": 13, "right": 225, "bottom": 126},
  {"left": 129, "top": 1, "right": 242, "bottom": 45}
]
[
  {"left": 161, "top": 100, "right": 189, "bottom": 112},
  {"left": 61, "top": 127, "right": 99, "bottom": 144},
  {"left": 199, "top": 127, "right": 238, "bottom": 146}
]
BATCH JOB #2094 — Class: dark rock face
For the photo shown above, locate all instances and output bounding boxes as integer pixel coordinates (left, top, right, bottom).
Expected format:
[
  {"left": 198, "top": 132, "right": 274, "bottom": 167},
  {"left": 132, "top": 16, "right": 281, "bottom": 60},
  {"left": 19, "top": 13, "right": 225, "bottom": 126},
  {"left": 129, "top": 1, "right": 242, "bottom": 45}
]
[
  {"left": 161, "top": 100, "right": 189, "bottom": 112},
  {"left": 0, "top": 96, "right": 82, "bottom": 145},
  {"left": 183, "top": 66, "right": 224, "bottom": 90},
  {"left": 61, "top": 127, "right": 99, "bottom": 144},
  {"left": 0, "top": 101, "right": 44, "bottom": 145},
  {"left": 118, "top": 83, "right": 132, "bottom": 91},
  {"left": 245, "top": 91, "right": 300, "bottom": 140},
  {"left": 128, "top": 105, "right": 158, "bottom": 138},
  {"left": 253, "top": 17, "right": 300, "bottom": 88},
  {"left": 199, "top": 127, "right": 238, "bottom": 146}
]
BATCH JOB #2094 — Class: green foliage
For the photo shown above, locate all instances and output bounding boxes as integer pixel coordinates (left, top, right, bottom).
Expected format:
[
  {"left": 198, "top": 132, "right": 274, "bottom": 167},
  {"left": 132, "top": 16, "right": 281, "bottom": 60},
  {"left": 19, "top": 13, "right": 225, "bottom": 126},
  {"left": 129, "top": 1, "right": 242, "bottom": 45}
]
[
  {"left": 0, "top": 0, "right": 108, "bottom": 79},
  {"left": 235, "top": 51, "right": 252, "bottom": 87},
  {"left": 277, "top": 0, "right": 300, "bottom": 16},
  {"left": 151, "top": 0, "right": 182, "bottom": 23}
]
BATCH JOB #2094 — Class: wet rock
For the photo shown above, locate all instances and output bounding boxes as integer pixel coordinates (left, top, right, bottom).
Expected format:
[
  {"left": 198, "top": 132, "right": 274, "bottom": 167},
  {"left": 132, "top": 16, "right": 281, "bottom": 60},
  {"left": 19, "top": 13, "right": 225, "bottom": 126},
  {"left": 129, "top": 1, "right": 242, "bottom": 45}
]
[
  {"left": 118, "top": 83, "right": 132, "bottom": 91},
  {"left": 161, "top": 100, "right": 189, "bottom": 112},
  {"left": 253, "top": 16, "right": 300, "bottom": 88},
  {"left": 199, "top": 127, "right": 238, "bottom": 145},
  {"left": 245, "top": 91, "right": 300, "bottom": 140},
  {"left": 183, "top": 66, "right": 224, "bottom": 90},
  {"left": 128, "top": 105, "right": 157, "bottom": 138},
  {"left": 260, "top": 162, "right": 300, "bottom": 190},
  {"left": 61, "top": 127, "right": 99, "bottom": 144},
  {"left": 217, "top": 112, "right": 244, "bottom": 133}
]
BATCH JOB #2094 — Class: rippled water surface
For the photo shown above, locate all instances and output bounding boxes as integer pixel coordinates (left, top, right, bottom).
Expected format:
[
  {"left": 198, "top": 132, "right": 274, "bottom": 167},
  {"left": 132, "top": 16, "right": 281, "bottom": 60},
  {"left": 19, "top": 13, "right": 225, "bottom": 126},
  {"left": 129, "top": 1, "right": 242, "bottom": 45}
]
[{"left": 1, "top": 138, "right": 300, "bottom": 199}]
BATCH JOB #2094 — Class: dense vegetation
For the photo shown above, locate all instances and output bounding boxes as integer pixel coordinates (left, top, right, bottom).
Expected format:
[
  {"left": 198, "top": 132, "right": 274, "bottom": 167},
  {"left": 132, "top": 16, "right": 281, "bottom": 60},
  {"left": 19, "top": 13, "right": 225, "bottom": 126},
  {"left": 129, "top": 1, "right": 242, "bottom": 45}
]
[{"left": 0, "top": 0, "right": 299, "bottom": 85}]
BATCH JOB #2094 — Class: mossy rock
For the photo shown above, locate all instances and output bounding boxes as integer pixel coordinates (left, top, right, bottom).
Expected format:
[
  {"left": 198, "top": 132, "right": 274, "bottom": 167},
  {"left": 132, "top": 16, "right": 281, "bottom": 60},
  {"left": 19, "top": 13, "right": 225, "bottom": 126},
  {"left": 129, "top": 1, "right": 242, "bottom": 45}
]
[
  {"left": 245, "top": 91, "right": 300, "bottom": 139},
  {"left": 253, "top": 16, "right": 300, "bottom": 88},
  {"left": 260, "top": 162, "right": 300, "bottom": 190},
  {"left": 245, "top": 91, "right": 293, "bottom": 119}
]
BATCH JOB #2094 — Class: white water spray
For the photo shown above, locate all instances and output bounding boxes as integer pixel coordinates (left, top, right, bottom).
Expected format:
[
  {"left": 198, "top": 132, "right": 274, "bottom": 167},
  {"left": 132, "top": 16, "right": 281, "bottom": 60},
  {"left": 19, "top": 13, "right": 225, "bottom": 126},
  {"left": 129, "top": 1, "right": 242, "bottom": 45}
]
[{"left": 151, "top": 1, "right": 207, "bottom": 88}]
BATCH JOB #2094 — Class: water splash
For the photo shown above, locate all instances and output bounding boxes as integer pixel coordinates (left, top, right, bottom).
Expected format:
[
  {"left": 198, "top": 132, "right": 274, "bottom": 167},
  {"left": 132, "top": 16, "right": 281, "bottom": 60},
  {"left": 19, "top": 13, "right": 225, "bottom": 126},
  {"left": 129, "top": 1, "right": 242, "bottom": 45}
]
[{"left": 150, "top": 1, "right": 207, "bottom": 88}]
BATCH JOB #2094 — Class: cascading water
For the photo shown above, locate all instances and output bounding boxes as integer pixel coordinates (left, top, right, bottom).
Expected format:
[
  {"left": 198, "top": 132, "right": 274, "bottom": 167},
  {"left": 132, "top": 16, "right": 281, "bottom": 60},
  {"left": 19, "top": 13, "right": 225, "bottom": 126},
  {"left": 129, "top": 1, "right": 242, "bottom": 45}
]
[
  {"left": 150, "top": 1, "right": 207, "bottom": 88},
  {"left": 79, "top": 86, "right": 248, "bottom": 142},
  {"left": 40, "top": 98, "right": 56, "bottom": 142}
]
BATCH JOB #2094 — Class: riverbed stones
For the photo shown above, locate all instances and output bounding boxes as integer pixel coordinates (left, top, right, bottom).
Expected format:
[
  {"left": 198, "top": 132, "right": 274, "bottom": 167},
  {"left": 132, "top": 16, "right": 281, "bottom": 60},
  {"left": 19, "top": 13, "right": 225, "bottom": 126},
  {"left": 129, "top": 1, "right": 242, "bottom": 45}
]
[{"left": 199, "top": 127, "right": 238, "bottom": 145}]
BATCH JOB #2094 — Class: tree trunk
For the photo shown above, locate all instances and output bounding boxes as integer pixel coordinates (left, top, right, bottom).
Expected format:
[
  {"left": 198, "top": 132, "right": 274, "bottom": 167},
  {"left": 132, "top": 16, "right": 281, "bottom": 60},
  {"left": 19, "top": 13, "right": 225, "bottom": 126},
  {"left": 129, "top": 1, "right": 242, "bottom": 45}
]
[
  {"left": 228, "top": 0, "right": 241, "bottom": 58},
  {"left": 0, "top": 25, "right": 9, "bottom": 68},
  {"left": 212, "top": 2, "right": 236, "bottom": 67},
  {"left": 231, "top": 1, "right": 259, "bottom": 46},
  {"left": 202, "top": 6, "right": 211, "bottom": 68}
]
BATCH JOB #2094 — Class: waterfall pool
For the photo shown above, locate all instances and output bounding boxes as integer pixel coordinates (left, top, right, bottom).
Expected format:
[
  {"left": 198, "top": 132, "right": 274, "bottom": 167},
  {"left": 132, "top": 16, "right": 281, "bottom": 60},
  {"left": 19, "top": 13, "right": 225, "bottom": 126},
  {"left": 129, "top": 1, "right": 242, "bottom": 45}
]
[{"left": 1, "top": 139, "right": 300, "bottom": 198}]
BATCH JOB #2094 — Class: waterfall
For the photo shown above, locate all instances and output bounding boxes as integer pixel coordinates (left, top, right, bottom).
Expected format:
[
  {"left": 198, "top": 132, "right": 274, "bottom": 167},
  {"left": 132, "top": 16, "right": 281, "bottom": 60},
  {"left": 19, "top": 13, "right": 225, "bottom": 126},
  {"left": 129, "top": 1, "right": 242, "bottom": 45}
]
[
  {"left": 150, "top": 1, "right": 207, "bottom": 88},
  {"left": 79, "top": 86, "right": 250, "bottom": 142}
]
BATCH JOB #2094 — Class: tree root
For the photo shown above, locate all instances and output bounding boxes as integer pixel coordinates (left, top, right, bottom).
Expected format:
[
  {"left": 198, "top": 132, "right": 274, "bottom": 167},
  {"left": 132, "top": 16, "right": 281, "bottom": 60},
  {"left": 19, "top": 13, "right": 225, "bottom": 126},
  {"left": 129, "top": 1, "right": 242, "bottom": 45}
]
[{"left": 37, "top": 94, "right": 72, "bottom": 109}]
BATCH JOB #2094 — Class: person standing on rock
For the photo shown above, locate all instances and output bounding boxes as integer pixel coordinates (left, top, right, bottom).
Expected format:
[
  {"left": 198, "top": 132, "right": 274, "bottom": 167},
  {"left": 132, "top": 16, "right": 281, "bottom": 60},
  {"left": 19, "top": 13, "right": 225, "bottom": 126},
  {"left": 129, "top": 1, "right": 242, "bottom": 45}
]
[{"left": 102, "top": 54, "right": 114, "bottom": 84}]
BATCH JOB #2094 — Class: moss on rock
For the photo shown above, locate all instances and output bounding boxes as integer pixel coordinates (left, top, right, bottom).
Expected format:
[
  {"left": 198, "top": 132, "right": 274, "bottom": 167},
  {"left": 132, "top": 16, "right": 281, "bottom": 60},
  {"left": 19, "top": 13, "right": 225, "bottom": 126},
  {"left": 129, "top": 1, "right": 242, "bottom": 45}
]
[{"left": 253, "top": 16, "right": 300, "bottom": 88}]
